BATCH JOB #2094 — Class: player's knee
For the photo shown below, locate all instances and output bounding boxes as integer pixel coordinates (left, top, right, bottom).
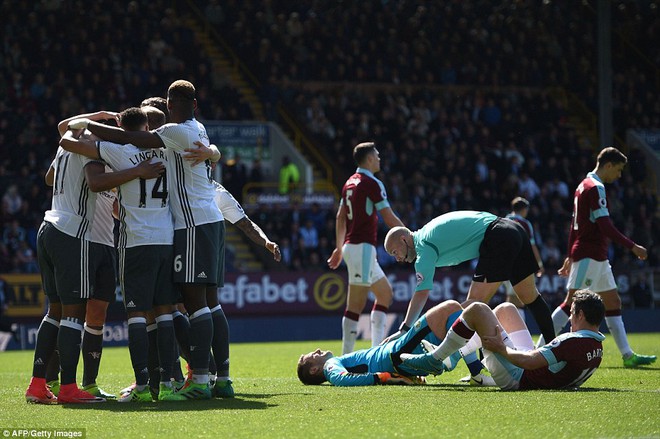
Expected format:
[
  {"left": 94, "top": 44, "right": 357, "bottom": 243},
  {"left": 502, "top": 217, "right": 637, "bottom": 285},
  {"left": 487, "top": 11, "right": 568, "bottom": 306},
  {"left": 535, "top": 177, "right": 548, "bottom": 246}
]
[{"left": 85, "top": 300, "right": 108, "bottom": 326}]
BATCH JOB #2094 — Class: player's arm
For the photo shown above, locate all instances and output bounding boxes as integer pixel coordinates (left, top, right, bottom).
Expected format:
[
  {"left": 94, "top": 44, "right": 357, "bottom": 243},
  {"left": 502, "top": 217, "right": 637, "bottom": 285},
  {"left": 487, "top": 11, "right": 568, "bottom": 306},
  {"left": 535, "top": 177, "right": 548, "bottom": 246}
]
[
  {"left": 59, "top": 130, "right": 101, "bottom": 159},
  {"left": 83, "top": 160, "right": 164, "bottom": 193},
  {"left": 45, "top": 166, "right": 54, "bottom": 187},
  {"left": 481, "top": 326, "right": 548, "bottom": 370},
  {"left": 71, "top": 119, "right": 165, "bottom": 149},
  {"left": 327, "top": 203, "right": 347, "bottom": 269},
  {"left": 379, "top": 206, "right": 405, "bottom": 228},
  {"left": 531, "top": 244, "right": 544, "bottom": 276},
  {"left": 184, "top": 141, "right": 222, "bottom": 165},
  {"left": 58, "top": 111, "right": 118, "bottom": 136},
  {"left": 595, "top": 216, "right": 647, "bottom": 260},
  {"left": 234, "top": 217, "right": 281, "bottom": 262}
]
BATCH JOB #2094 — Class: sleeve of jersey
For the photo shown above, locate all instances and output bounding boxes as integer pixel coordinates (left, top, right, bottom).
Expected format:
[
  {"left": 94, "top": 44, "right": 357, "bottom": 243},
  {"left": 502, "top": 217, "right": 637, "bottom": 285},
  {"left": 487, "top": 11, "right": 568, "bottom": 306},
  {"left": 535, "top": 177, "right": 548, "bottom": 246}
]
[
  {"left": 538, "top": 337, "right": 579, "bottom": 370},
  {"left": 323, "top": 357, "right": 379, "bottom": 386},
  {"left": 595, "top": 216, "right": 634, "bottom": 249},
  {"left": 96, "top": 141, "right": 121, "bottom": 169},
  {"left": 154, "top": 124, "right": 187, "bottom": 152},
  {"left": 414, "top": 249, "right": 436, "bottom": 292},
  {"left": 214, "top": 185, "right": 245, "bottom": 224},
  {"left": 373, "top": 180, "right": 391, "bottom": 210}
]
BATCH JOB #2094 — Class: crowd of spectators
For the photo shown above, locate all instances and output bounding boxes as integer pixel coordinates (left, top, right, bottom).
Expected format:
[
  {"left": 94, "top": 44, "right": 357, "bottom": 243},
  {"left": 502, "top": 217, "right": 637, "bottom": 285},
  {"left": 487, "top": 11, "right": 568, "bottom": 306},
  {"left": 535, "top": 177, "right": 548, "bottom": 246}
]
[{"left": 1, "top": 1, "right": 658, "bottom": 309}]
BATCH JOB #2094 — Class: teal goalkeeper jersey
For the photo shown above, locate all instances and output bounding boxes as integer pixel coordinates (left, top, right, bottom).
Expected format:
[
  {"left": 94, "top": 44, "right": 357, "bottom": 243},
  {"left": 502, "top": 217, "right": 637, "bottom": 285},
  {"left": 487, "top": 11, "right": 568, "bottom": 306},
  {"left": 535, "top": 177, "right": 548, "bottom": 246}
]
[
  {"left": 322, "top": 315, "right": 460, "bottom": 386},
  {"left": 412, "top": 211, "right": 497, "bottom": 291}
]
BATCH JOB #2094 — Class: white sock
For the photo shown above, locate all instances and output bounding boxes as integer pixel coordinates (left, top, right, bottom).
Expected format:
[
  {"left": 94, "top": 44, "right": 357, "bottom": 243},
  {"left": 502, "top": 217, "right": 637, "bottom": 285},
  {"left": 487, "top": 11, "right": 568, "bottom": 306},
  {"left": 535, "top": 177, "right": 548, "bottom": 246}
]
[
  {"left": 509, "top": 329, "right": 534, "bottom": 351},
  {"left": 192, "top": 373, "right": 210, "bottom": 385},
  {"left": 342, "top": 317, "right": 359, "bottom": 355},
  {"left": 458, "top": 333, "right": 482, "bottom": 357},
  {"left": 605, "top": 315, "right": 633, "bottom": 358},
  {"left": 431, "top": 321, "right": 473, "bottom": 360},
  {"left": 370, "top": 310, "right": 387, "bottom": 347}
]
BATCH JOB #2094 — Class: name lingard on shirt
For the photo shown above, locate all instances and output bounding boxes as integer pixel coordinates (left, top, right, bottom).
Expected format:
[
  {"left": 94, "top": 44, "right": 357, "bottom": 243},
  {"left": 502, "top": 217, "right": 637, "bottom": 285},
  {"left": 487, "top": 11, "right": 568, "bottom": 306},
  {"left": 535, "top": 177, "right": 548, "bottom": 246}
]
[{"left": 128, "top": 149, "right": 167, "bottom": 166}]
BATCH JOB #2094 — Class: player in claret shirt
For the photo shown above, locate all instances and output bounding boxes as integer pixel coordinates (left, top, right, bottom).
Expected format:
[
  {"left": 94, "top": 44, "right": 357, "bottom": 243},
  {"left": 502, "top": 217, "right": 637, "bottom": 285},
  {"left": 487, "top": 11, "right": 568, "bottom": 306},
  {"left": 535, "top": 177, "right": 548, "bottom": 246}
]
[
  {"left": 544, "top": 147, "right": 655, "bottom": 368},
  {"left": 400, "top": 290, "right": 606, "bottom": 391}
]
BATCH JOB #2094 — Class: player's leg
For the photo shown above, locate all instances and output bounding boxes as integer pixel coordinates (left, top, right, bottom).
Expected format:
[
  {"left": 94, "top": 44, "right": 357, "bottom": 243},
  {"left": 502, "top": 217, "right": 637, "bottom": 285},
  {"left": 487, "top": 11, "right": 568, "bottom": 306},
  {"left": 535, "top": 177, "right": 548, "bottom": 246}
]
[
  {"left": 504, "top": 281, "right": 526, "bottom": 322},
  {"left": 206, "top": 287, "right": 234, "bottom": 398},
  {"left": 369, "top": 271, "right": 393, "bottom": 347},
  {"left": 119, "top": 309, "right": 153, "bottom": 403},
  {"left": 493, "top": 303, "right": 534, "bottom": 350},
  {"left": 511, "top": 275, "right": 555, "bottom": 344},
  {"left": 341, "top": 243, "right": 373, "bottom": 354}
]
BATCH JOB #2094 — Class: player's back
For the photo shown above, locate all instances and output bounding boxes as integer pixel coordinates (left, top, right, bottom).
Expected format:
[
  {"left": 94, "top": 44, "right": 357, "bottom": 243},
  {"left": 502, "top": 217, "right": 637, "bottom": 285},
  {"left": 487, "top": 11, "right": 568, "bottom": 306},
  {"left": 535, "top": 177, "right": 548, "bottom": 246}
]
[
  {"left": 342, "top": 169, "right": 388, "bottom": 246},
  {"left": 570, "top": 173, "right": 609, "bottom": 261},
  {"left": 98, "top": 142, "right": 173, "bottom": 247},
  {"left": 45, "top": 147, "right": 97, "bottom": 239},
  {"left": 154, "top": 119, "right": 223, "bottom": 230}
]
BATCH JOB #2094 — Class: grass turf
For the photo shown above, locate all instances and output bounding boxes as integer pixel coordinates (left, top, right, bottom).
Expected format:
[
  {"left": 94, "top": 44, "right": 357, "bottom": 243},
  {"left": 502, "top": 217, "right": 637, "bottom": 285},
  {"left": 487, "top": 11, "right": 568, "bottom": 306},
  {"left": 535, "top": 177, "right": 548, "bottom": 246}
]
[{"left": 1, "top": 334, "right": 659, "bottom": 438}]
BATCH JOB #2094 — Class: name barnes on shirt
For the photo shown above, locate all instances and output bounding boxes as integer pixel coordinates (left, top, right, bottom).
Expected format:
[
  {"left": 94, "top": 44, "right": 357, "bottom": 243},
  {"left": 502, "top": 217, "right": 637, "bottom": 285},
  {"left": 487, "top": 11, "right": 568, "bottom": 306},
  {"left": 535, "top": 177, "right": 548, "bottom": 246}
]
[{"left": 128, "top": 148, "right": 167, "bottom": 166}]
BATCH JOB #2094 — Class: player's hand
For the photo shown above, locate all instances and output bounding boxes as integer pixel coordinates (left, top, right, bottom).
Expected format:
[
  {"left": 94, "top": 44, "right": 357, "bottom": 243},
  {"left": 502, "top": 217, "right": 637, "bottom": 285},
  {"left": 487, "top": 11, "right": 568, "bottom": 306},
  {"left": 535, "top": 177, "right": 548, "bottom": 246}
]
[
  {"left": 266, "top": 241, "right": 281, "bottom": 262},
  {"left": 557, "top": 257, "right": 571, "bottom": 277},
  {"left": 96, "top": 111, "right": 119, "bottom": 123},
  {"left": 68, "top": 118, "right": 91, "bottom": 130},
  {"left": 135, "top": 158, "right": 165, "bottom": 179},
  {"left": 380, "top": 330, "right": 405, "bottom": 345},
  {"left": 375, "top": 372, "right": 418, "bottom": 385},
  {"left": 536, "top": 266, "right": 545, "bottom": 277},
  {"left": 184, "top": 141, "right": 218, "bottom": 166},
  {"left": 327, "top": 248, "right": 342, "bottom": 269},
  {"left": 481, "top": 325, "right": 506, "bottom": 354},
  {"left": 632, "top": 244, "right": 647, "bottom": 261}
]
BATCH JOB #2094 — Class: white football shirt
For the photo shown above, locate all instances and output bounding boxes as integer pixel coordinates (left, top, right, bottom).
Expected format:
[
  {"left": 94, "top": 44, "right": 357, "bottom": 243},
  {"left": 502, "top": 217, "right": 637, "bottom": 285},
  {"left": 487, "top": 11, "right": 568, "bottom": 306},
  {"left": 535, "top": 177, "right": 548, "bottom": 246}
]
[
  {"left": 154, "top": 119, "right": 224, "bottom": 229},
  {"left": 89, "top": 183, "right": 116, "bottom": 246},
  {"left": 44, "top": 148, "right": 98, "bottom": 239},
  {"left": 213, "top": 181, "right": 245, "bottom": 224},
  {"left": 98, "top": 141, "right": 173, "bottom": 247}
]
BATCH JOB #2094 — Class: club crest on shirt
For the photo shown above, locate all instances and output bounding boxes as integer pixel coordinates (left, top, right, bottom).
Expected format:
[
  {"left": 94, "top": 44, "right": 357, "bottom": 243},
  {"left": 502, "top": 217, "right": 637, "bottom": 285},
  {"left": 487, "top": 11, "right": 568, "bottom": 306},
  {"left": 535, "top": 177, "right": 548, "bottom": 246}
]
[
  {"left": 550, "top": 338, "right": 561, "bottom": 348},
  {"left": 585, "top": 278, "right": 592, "bottom": 287},
  {"left": 416, "top": 272, "right": 424, "bottom": 286},
  {"left": 598, "top": 197, "right": 607, "bottom": 208}
]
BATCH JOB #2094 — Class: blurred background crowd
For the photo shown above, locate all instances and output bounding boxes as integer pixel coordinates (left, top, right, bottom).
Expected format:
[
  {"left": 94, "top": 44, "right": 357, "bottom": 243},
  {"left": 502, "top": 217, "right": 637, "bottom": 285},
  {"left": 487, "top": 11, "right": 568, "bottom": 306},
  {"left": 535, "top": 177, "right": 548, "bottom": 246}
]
[{"left": 0, "top": 0, "right": 658, "bottom": 308}]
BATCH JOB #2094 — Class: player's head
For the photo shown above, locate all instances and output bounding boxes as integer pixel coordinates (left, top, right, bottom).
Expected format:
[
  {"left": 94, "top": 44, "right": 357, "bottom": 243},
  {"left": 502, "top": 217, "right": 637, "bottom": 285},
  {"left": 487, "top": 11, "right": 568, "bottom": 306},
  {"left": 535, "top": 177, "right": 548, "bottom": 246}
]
[
  {"left": 384, "top": 226, "right": 415, "bottom": 263},
  {"left": 141, "top": 97, "right": 169, "bottom": 122},
  {"left": 353, "top": 142, "right": 380, "bottom": 172},
  {"left": 167, "top": 80, "right": 197, "bottom": 117},
  {"left": 297, "top": 349, "right": 333, "bottom": 385},
  {"left": 142, "top": 106, "right": 167, "bottom": 130},
  {"left": 570, "top": 289, "right": 605, "bottom": 328},
  {"left": 595, "top": 147, "right": 627, "bottom": 183},
  {"left": 511, "top": 197, "right": 530, "bottom": 216},
  {"left": 118, "top": 107, "right": 148, "bottom": 132}
]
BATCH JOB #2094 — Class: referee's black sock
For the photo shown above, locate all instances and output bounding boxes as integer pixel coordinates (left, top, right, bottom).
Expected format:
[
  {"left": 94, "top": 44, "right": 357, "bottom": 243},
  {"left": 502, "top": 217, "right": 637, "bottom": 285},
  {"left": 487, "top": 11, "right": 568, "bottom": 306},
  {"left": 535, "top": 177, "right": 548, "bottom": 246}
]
[{"left": 527, "top": 295, "right": 556, "bottom": 343}]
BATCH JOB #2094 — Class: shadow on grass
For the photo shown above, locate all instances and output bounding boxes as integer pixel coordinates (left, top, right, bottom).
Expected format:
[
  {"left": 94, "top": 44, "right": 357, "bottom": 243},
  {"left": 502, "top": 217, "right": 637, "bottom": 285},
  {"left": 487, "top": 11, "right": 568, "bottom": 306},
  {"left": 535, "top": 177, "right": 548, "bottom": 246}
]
[
  {"left": 598, "top": 365, "right": 660, "bottom": 371},
  {"left": 421, "top": 384, "right": 633, "bottom": 393},
  {"left": 60, "top": 395, "right": 277, "bottom": 412}
]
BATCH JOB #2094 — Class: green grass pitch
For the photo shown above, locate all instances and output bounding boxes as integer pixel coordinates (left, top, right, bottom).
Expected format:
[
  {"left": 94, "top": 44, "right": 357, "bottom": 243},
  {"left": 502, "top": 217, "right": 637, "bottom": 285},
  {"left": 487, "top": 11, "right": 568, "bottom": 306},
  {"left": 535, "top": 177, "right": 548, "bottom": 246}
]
[{"left": 1, "top": 334, "right": 659, "bottom": 438}]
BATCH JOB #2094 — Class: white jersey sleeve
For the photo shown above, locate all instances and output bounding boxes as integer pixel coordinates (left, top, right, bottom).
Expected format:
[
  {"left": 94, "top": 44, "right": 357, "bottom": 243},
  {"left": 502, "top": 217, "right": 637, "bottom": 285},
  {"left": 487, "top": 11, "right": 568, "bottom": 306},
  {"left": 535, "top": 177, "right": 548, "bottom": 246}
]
[
  {"left": 89, "top": 164, "right": 116, "bottom": 247},
  {"left": 98, "top": 141, "right": 173, "bottom": 247},
  {"left": 213, "top": 182, "right": 245, "bottom": 224},
  {"left": 153, "top": 119, "right": 223, "bottom": 229}
]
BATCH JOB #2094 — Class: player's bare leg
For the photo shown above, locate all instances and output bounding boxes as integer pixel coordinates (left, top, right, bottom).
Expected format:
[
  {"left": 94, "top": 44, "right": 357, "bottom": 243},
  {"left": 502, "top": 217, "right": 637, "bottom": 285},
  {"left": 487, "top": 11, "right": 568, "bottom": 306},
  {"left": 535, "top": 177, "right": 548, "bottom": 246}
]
[{"left": 512, "top": 275, "right": 555, "bottom": 344}]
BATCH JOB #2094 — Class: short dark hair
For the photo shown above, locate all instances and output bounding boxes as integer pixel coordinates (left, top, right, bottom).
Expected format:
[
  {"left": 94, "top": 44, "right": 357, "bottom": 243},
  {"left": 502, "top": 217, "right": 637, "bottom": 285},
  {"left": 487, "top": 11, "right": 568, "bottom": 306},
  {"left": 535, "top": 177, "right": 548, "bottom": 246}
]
[
  {"left": 297, "top": 357, "right": 327, "bottom": 385},
  {"left": 511, "top": 197, "right": 530, "bottom": 212},
  {"left": 573, "top": 289, "right": 605, "bottom": 326},
  {"left": 167, "top": 80, "right": 196, "bottom": 101},
  {"left": 597, "top": 147, "right": 627, "bottom": 167},
  {"left": 119, "top": 107, "right": 148, "bottom": 132},
  {"left": 141, "top": 97, "right": 168, "bottom": 117},
  {"left": 353, "top": 142, "right": 376, "bottom": 166},
  {"left": 142, "top": 106, "right": 166, "bottom": 130}
]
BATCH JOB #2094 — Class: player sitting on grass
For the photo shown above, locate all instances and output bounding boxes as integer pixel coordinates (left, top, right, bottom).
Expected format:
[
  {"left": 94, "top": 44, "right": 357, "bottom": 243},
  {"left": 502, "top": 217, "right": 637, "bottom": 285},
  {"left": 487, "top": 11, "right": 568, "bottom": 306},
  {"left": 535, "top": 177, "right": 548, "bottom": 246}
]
[
  {"left": 400, "top": 290, "right": 605, "bottom": 390},
  {"left": 297, "top": 299, "right": 491, "bottom": 386}
]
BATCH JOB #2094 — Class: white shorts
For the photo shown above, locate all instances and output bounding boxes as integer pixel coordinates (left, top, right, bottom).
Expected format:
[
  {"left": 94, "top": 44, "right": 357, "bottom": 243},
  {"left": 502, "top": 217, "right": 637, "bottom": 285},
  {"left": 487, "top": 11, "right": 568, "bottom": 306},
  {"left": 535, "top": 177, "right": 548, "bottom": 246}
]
[
  {"left": 342, "top": 242, "right": 385, "bottom": 286},
  {"left": 567, "top": 258, "right": 617, "bottom": 293},
  {"left": 483, "top": 329, "right": 535, "bottom": 391}
]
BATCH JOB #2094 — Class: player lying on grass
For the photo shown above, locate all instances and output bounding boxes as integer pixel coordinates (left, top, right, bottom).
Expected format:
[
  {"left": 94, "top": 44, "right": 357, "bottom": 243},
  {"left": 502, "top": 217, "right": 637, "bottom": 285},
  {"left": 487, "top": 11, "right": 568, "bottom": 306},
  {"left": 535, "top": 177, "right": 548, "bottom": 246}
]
[
  {"left": 297, "top": 299, "right": 485, "bottom": 386},
  {"left": 400, "top": 290, "right": 605, "bottom": 390}
]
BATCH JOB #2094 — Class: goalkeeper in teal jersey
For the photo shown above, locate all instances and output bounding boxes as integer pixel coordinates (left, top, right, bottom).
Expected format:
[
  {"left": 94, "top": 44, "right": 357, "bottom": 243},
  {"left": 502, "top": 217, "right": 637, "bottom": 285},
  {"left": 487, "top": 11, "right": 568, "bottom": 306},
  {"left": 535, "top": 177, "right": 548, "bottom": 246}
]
[{"left": 297, "top": 301, "right": 465, "bottom": 386}]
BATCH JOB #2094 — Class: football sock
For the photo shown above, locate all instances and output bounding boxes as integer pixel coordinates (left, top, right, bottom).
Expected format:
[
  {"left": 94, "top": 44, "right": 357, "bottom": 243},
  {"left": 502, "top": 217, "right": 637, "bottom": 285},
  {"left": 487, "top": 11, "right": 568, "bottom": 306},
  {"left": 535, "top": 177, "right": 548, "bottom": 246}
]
[
  {"left": 147, "top": 323, "right": 160, "bottom": 388},
  {"left": 45, "top": 349, "right": 60, "bottom": 383},
  {"left": 32, "top": 315, "right": 59, "bottom": 378},
  {"left": 189, "top": 307, "right": 213, "bottom": 377},
  {"left": 173, "top": 310, "right": 191, "bottom": 363},
  {"left": 537, "top": 301, "right": 571, "bottom": 346},
  {"left": 370, "top": 304, "right": 388, "bottom": 347},
  {"left": 464, "top": 351, "right": 484, "bottom": 376},
  {"left": 128, "top": 317, "right": 150, "bottom": 386},
  {"left": 431, "top": 318, "right": 474, "bottom": 360},
  {"left": 58, "top": 317, "right": 83, "bottom": 385},
  {"left": 509, "top": 329, "right": 534, "bottom": 351},
  {"left": 81, "top": 324, "right": 104, "bottom": 387},
  {"left": 605, "top": 312, "right": 633, "bottom": 358},
  {"left": 342, "top": 310, "right": 360, "bottom": 355},
  {"left": 155, "top": 314, "right": 175, "bottom": 384},
  {"left": 527, "top": 295, "right": 555, "bottom": 344},
  {"left": 458, "top": 333, "right": 482, "bottom": 357},
  {"left": 210, "top": 305, "right": 230, "bottom": 378},
  {"left": 209, "top": 353, "right": 218, "bottom": 377}
]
